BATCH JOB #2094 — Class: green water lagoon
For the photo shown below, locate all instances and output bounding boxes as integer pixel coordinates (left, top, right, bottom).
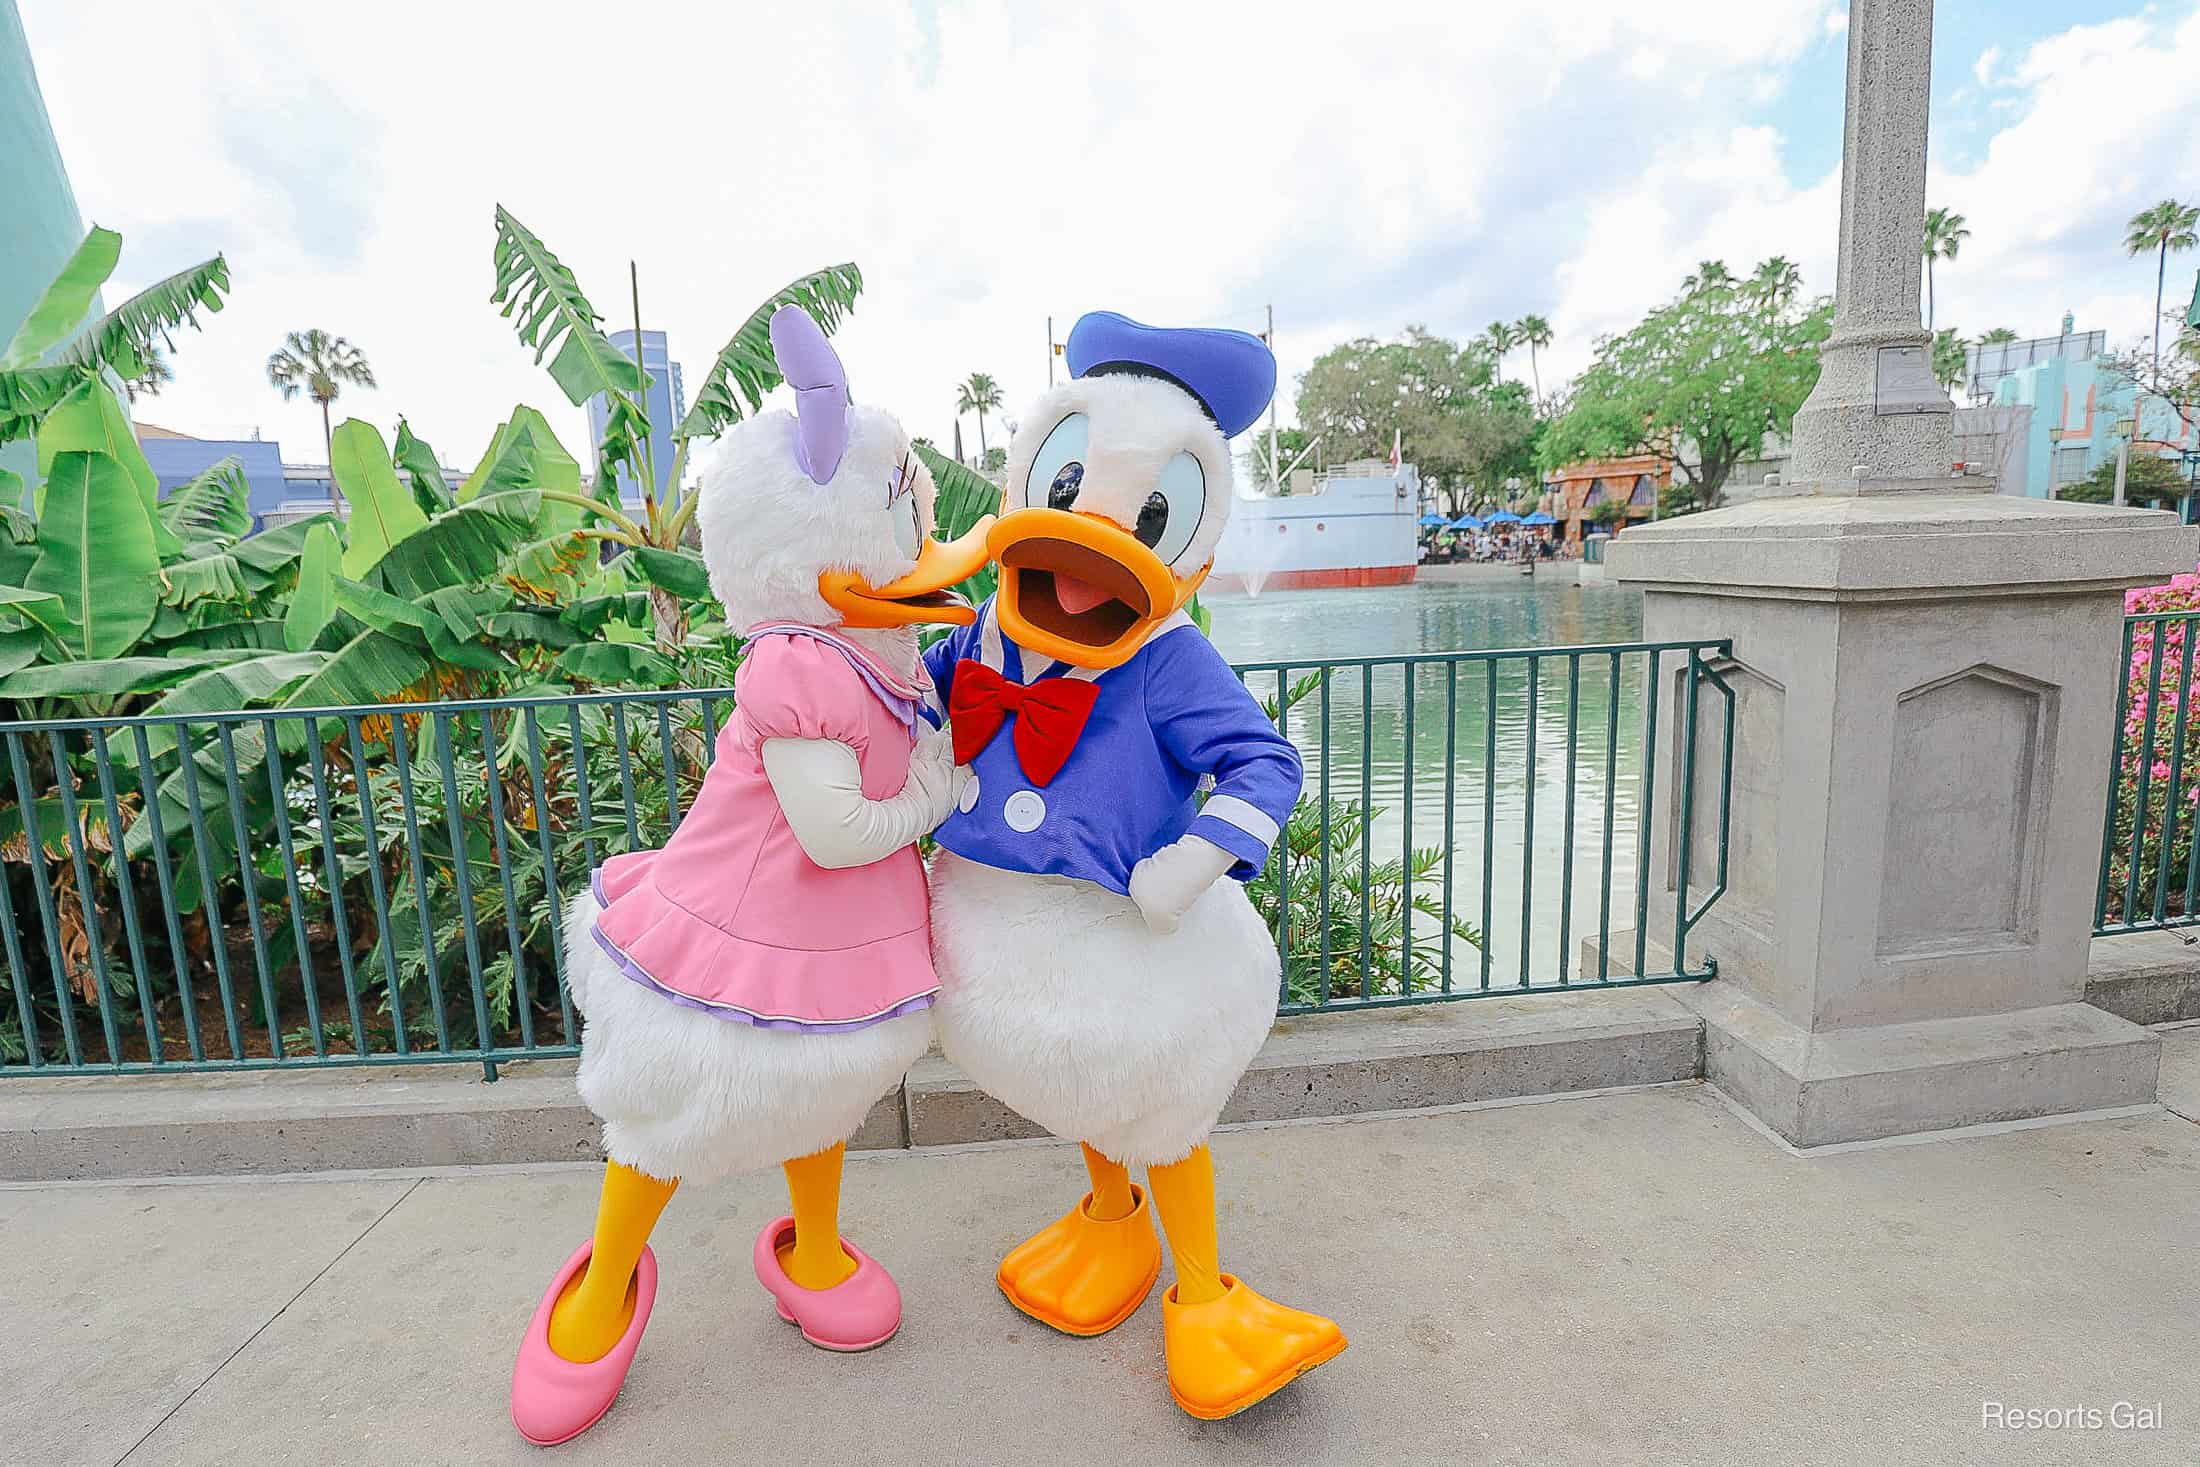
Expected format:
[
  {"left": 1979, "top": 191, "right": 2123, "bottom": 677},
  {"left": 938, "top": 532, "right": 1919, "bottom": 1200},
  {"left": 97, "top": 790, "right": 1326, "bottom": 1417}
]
[{"left": 1203, "top": 578, "right": 1687, "bottom": 991}]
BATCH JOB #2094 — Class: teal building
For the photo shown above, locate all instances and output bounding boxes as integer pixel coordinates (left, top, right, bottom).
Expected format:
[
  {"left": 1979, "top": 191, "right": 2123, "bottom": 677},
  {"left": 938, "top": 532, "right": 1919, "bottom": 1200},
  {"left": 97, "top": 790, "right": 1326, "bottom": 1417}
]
[
  {"left": 1, "top": 0, "right": 91, "bottom": 499},
  {"left": 1988, "top": 321, "right": 2197, "bottom": 499}
]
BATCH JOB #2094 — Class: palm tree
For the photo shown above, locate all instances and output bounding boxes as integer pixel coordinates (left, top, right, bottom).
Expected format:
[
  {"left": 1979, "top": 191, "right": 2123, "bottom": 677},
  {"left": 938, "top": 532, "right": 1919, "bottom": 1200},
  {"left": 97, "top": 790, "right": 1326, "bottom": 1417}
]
[
  {"left": 956, "top": 371, "right": 1003, "bottom": 464},
  {"left": 123, "top": 346, "right": 172, "bottom": 405},
  {"left": 1481, "top": 322, "right": 1518, "bottom": 384},
  {"left": 1682, "top": 260, "right": 1733, "bottom": 294},
  {"left": 1514, "top": 315, "right": 1552, "bottom": 402},
  {"left": 2124, "top": 199, "right": 2200, "bottom": 371},
  {"left": 266, "top": 329, "right": 377, "bottom": 477},
  {"left": 1979, "top": 326, "right": 2019, "bottom": 344},
  {"left": 1922, "top": 207, "right": 1969, "bottom": 331},
  {"left": 1749, "top": 256, "right": 1802, "bottom": 305}
]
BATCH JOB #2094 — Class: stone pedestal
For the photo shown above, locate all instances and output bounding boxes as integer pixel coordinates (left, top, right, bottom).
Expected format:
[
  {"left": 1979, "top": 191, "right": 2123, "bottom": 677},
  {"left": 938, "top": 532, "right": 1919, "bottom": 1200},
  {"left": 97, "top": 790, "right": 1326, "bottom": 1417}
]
[{"left": 1609, "top": 491, "right": 2195, "bottom": 1145}]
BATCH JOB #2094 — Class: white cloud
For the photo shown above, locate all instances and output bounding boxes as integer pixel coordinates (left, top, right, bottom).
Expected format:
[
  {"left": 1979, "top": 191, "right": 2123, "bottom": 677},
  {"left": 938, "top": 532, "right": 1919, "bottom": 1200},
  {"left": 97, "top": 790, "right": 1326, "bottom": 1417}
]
[
  {"left": 1973, "top": 44, "right": 2001, "bottom": 87},
  {"left": 15, "top": 0, "right": 2197, "bottom": 473},
  {"left": 1543, "top": 4, "right": 2200, "bottom": 386},
  {"left": 14, "top": 0, "right": 1832, "bottom": 465}
]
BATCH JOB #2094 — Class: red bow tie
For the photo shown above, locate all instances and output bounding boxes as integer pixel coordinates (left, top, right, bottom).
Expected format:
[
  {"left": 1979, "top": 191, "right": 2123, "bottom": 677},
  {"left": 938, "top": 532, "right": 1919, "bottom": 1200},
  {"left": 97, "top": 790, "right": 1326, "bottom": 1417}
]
[{"left": 949, "top": 659, "right": 1100, "bottom": 787}]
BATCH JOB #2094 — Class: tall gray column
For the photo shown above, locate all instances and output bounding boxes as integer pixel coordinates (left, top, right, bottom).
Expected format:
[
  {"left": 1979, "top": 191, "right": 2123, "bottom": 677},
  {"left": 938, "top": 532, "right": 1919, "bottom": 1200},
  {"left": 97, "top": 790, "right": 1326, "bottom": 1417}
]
[
  {"left": 1605, "top": 0, "right": 2197, "bottom": 1146},
  {"left": 1787, "top": 0, "right": 1954, "bottom": 491}
]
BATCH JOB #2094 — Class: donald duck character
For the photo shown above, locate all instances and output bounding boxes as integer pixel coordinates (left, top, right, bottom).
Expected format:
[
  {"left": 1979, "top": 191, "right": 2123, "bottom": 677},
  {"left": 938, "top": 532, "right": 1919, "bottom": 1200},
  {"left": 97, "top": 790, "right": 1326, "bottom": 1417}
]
[
  {"left": 923, "top": 311, "right": 1347, "bottom": 1419},
  {"left": 509, "top": 306, "right": 989, "bottom": 1446}
]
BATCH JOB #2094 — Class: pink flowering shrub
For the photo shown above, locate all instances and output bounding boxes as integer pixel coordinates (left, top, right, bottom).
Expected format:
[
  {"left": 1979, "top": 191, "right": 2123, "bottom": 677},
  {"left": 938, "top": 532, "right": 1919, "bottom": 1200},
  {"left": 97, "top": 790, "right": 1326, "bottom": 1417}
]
[{"left": 2104, "top": 575, "right": 2200, "bottom": 925}]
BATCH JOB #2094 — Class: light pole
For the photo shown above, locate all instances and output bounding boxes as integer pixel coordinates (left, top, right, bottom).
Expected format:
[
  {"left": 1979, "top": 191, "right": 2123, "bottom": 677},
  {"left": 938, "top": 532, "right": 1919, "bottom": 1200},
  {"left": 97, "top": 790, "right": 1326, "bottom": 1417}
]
[{"left": 2047, "top": 424, "right": 2065, "bottom": 499}]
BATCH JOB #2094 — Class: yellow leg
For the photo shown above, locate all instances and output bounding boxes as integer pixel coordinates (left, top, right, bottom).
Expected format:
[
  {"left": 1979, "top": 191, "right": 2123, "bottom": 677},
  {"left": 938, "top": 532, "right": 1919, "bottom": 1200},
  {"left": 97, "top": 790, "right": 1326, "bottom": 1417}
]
[
  {"left": 1148, "top": 1143, "right": 1347, "bottom": 1420},
  {"left": 1145, "top": 1144, "right": 1226, "bottom": 1304},
  {"left": 548, "top": 1160, "right": 678, "bottom": 1363},
  {"left": 1082, "top": 1142, "right": 1136, "bottom": 1222},
  {"left": 779, "top": 1143, "right": 858, "bottom": 1291}
]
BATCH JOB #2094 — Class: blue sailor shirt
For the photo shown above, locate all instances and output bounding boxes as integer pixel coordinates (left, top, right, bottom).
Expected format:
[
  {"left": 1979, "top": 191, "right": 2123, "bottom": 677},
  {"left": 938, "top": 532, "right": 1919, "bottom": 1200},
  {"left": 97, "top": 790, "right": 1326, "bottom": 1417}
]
[{"left": 921, "top": 602, "right": 1303, "bottom": 896}]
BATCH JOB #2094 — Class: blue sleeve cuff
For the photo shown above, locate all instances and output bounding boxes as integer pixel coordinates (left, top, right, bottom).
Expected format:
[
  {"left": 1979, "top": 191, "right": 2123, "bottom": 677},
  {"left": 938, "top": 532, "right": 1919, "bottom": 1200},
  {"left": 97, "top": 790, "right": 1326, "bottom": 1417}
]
[{"left": 1190, "top": 810, "right": 1274, "bottom": 882}]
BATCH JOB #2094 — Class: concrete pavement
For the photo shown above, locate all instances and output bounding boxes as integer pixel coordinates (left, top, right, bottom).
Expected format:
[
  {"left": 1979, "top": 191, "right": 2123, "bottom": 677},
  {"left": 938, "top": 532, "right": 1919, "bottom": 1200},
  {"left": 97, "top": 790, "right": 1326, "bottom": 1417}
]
[{"left": 9, "top": 1031, "right": 2199, "bottom": 1467}]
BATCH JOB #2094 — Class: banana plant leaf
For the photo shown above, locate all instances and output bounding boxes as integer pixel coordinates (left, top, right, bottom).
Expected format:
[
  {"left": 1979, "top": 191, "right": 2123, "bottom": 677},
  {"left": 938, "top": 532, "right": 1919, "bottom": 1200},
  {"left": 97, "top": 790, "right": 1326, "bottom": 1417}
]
[
  {"left": 628, "top": 545, "right": 711, "bottom": 599},
  {"left": 232, "top": 512, "right": 338, "bottom": 577},
  {"left": 676, "top": 264, "right": 864, "bottom": 442},
  {"left": 36, "top": 379, "right": 179, "bottom": 557},
  {"left": 392, "top": 418, "right": 453, "bottom": 514},
  {"left": 284, "top": 522, "right": 342, "bottom": 653},
  {"left": 0, "top": 363, "right": 77, "bottom": 449},
  {"left": 104, "top": 650, "right": 334, "bottom": 763},
  {"left": 368, "top": 488, "right": 543, "bottom": 602},
  {"left": 333, "top": 418, "right": 429, "bottom": 577},
  {"left": 479, "top": 607, "right": 582, "bottom": 648},
  {"left": 0, "top": 226, "right": 121, "bottom": 370},
  {"left": 0, "top": 625, "right": 44, "bottom": 679},
  {"left": 0, "top": 646, "right": 258, "bottom": 699},
  {"left": 158, "top": 549, "right": 252, "bottom": 607},
  {"left": 49, "top": 253, "right": 230, "bottom": 383},
  {"left": 157, "top": 454, "right": 251, "bottom": 549},
  {"left": 556, "top": 641, "right": 674, "bottom": 685},
  {"left": 25, "top": 450, "right": 161, "bottom": 660},
  {"left": 915, "top": 444, "right": 1001, "bottom": 606},
  {"left": 333, "top": 576, "right": 435, "bottom": 634},
  {"left": 490, "top": 206, "right": 651, "bottom": 486},
  {"left": 279, "top": 621, "right": 432, "bottom": 712},
  {"left": 502, "top": 528, "right": 596, "bottom": 605},
  {"left": 561, "top": 590, "right": 652, "bottom": 636}
]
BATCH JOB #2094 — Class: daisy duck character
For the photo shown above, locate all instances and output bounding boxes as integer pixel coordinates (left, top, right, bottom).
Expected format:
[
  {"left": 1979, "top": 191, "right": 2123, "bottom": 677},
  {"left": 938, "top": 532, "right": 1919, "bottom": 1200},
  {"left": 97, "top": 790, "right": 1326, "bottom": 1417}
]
[
  {"left": 923, "top": 311, "right": 1346, "bottom": 1420},
  {"left": 509, "top": 306, "right": 990, "bottom": 1446}
]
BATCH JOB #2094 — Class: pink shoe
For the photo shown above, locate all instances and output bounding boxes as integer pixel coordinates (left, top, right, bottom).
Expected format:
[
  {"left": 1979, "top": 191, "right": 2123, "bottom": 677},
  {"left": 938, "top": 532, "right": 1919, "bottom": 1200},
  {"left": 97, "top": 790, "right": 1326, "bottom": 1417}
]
[
  {"left": 510, "top": 1242, "right": 658, "bottom": 1446},
  {"left": 751, "top": 1216, "right": 902, "bottom": 1351}
]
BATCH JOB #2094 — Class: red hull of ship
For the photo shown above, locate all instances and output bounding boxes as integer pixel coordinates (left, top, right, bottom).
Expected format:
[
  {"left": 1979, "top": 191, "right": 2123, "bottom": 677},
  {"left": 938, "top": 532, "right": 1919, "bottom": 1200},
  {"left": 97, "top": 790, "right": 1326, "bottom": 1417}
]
[{"left": 1206, "top": 565, "right": 1417, "bottom": 593}]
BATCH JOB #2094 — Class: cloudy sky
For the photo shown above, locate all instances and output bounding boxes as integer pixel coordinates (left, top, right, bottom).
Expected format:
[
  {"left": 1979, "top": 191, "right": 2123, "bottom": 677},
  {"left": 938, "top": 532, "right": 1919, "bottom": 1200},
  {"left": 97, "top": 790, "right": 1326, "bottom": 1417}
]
[{"left": 18, "top": 0, "right": 2200, "bottom": 476}]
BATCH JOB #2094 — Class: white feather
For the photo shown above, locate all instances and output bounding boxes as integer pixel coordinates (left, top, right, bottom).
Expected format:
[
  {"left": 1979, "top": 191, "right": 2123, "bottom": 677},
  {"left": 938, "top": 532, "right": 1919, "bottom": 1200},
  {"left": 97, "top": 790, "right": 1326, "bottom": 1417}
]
[
  {"left": 565, "top": 891, "right": 930, "bottom": 1183},
  {"left": 928, "top": 851, "right": 1278, "bottom": 1169}
]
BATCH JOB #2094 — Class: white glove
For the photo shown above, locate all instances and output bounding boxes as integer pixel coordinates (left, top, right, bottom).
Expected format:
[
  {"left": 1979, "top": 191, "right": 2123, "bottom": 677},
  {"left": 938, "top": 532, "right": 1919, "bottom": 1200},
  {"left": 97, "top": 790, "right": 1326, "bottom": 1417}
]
[
  {"left": 1127, "top": 833, "right": 1237, "bottom": 935},
  {"left": 761, "top": 730, "right": 968, "bottom": 870}
]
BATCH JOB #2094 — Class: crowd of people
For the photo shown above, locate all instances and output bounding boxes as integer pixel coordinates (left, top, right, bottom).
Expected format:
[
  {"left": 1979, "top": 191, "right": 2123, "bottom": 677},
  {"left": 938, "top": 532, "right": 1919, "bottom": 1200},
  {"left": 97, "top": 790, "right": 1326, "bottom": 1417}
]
[{"left": 1420, "top": 522, "right": 1568, "bottom": 564}]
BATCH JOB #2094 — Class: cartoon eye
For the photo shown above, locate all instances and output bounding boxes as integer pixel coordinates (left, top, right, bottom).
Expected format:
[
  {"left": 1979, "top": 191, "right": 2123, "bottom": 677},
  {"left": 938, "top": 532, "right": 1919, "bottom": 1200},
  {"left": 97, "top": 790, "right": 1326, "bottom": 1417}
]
[
  {"left": 1136, "top": 452, "right": 1204, "bottom": 565},
  {"left": 1026, "top": 413, "right": 1089, "bottom": 510}
]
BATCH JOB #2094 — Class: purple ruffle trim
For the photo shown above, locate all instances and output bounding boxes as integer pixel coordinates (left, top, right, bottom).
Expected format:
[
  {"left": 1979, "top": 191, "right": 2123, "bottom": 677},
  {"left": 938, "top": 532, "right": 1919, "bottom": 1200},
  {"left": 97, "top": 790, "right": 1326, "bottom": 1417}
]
[{"left": 585, "top": 868, "right": 936, "bottom": 1034}]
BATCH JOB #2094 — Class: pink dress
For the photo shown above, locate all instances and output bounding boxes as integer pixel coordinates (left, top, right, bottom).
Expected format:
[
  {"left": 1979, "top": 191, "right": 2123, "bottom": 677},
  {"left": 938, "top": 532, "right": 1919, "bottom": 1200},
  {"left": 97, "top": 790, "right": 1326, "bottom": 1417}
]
[{"left": 588, "top": 626, "right": 938, "bottom": 1032}]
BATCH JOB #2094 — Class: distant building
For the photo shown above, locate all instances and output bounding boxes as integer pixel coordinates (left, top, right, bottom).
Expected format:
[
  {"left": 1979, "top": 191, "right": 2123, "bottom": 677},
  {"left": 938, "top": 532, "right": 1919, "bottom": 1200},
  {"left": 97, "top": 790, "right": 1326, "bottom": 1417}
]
[
  {"left": 1988, "top": 326, "right": 2194, "bottom": 498},
  {"left": 1542, "top": 456, "right": 1668, "bottom": 547},
  {"left": 2, "top": 1, "right": 91, "bottom": 497},
  {"left": 585, "top": 329, "right": 687, "bottom": 510},
  {"left": 133, "top": 425, "right": 291, "bottom": 521}
]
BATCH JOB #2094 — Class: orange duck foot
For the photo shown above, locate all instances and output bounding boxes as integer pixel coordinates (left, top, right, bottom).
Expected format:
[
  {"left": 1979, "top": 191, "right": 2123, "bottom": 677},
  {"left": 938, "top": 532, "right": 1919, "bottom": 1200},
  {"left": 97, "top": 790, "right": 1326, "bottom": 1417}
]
[
  {"left": 996, "top": 1186, "right": 1163, "bottom": 1336},
  {"left": 1161, "top": 1275, "right": 1347, "bottom": 1420}
]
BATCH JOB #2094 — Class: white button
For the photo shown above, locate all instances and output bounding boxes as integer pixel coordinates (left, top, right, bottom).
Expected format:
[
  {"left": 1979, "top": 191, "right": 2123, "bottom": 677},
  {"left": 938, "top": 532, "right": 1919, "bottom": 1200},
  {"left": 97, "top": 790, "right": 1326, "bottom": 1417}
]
[
  {"left": 958, "top": 772, "right": 981, "bottom": 813},
  {"left": 1003, "top": 789, "right": 1046, "bottom": 833}
]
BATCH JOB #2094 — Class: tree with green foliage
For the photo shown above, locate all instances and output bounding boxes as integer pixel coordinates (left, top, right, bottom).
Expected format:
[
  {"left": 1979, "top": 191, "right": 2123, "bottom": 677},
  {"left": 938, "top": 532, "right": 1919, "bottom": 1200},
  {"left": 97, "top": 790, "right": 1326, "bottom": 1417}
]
[
  {"left": 266, "top": 329, "right": 376, "bottom": 477},
  {"left": 1932, "top": 328, "right": 1967, "bottom": 391},
  {"left": 2058, "top": 449, "right": 2188, "bottom": 508},
  {"left": 1294, "top": 327, "right": 1536, "bottom": 516},
  {"left": 1979, "top": 326, "right": 2019, "bottom": 344},
  {"left": 2124, "top": 199, "right": 2199, "bottom": 371},
  {"left": 1239, "top": 426, "right": 1315, "bottom": 492},
  {"left": 1922, "top": 206, "right": 1968, "bottom": 331},
  {"left": 1536, "top": 259, "right": 1831, "bottom": 509},
  {"left": 956, "top": 371, "right": 1003, "bottom": 465}
]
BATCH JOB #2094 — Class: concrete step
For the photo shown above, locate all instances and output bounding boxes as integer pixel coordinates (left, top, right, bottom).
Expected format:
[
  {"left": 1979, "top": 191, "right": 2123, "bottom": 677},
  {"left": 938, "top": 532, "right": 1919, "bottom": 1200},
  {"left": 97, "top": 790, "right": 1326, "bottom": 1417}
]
[{"left": 2, "top": 988, "right": 1705, "bottom": 1181}]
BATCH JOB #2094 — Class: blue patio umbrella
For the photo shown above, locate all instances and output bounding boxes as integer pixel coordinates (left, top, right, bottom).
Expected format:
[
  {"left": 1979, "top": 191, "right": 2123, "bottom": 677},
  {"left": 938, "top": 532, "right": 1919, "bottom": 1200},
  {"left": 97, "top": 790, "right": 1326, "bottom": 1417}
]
[
  {"left": 1521, "top": 511, "right": 1557, "bottom": 526},
  {"left": 1419, "top": 512, "right": 1448, "bottom": 527},
  {"left": 1484, "top": 509, "right": 1523, "bottom": 525},
  {"left": 1446, "top": 514, "right": 1484, "bottom": 531}
]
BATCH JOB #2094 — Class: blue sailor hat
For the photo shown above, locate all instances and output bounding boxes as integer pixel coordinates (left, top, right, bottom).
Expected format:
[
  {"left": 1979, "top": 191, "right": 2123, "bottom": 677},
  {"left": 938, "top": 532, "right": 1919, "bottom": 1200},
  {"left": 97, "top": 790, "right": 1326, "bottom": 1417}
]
[{"left": 1063, "top": 310, "right": 1277, "bottom": 439}]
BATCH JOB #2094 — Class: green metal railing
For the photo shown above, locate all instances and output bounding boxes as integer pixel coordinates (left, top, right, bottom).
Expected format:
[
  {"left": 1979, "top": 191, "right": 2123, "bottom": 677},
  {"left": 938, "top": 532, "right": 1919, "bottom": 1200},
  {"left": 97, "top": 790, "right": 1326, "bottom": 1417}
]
[
  {"left": 0, "top": 639, "right": 1735, "bottom": 1078},
  {"left": 2096, "top": 610, "right": 2200, "bottom": 934}
]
